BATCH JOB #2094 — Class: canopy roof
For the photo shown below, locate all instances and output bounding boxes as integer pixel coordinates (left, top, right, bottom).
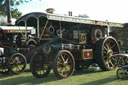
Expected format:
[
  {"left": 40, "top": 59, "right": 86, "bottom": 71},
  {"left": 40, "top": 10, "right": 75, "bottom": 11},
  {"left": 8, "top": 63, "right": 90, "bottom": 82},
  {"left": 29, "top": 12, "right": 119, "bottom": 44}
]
[{"left": 16, "top": 12, "right": 124, "bottom": 28}]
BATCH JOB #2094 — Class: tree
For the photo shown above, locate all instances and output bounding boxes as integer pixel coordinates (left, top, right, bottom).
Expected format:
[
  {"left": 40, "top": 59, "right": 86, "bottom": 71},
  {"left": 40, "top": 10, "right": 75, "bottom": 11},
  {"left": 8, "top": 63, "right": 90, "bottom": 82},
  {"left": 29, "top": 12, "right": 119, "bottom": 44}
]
[{"left": 0, "top": 0, "right": 32, "bottom": 19}]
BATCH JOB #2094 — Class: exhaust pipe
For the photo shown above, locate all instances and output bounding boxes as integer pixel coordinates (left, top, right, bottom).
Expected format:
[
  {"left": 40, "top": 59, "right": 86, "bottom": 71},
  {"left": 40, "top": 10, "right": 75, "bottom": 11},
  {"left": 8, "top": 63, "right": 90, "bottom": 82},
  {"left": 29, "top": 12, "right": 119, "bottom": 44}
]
[{"left": 6, "top": 0, "right": 12, "bottom": 25}]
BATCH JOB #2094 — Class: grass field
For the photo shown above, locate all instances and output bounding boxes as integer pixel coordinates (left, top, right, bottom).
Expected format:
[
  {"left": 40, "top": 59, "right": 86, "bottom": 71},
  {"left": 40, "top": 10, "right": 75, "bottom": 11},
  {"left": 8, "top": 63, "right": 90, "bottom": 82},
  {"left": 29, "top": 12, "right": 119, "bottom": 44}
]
[{"left": 0, "top": 66, "right": 128, "bottom": 85}]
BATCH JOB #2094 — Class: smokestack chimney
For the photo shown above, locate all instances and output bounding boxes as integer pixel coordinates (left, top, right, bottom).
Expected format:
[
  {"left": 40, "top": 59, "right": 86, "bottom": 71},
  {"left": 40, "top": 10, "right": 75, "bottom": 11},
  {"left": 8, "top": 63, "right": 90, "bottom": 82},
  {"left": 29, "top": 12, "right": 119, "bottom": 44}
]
[
  {"left": 68, "top": 11, "right": 72, "bottom": 16},
  {"left": 6, "top": 0, "right": 12, "bottom": 25}
]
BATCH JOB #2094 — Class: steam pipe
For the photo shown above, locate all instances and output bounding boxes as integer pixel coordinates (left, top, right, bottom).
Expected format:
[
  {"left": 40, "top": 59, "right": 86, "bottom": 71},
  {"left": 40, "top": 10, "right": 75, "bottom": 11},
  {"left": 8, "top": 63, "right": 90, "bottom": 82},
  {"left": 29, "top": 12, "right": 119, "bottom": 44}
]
[{"left": 6, "top": 0, "right": 12, "bottom": 25}]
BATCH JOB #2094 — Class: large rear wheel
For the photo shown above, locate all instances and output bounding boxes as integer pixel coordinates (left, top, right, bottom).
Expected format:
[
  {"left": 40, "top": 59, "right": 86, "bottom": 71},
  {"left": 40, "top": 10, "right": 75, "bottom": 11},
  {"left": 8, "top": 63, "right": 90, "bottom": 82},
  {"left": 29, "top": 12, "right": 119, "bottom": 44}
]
[
  {"left": 30, "top": 52, "right": 51, "bottom": 78},
  {"left": 95, "top": 37, "right": 120, "bottom": 71},
  {"left": 53, "top": 50, "right": 75, "bottom": 79}
]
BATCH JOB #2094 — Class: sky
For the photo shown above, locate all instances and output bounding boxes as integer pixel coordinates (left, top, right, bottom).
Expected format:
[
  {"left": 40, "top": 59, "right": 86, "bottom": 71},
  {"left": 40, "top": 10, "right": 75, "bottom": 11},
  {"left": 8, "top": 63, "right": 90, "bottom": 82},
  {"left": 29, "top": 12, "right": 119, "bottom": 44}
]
[{"left": 18, "top": 0, "right": 128, "bottom": 23}]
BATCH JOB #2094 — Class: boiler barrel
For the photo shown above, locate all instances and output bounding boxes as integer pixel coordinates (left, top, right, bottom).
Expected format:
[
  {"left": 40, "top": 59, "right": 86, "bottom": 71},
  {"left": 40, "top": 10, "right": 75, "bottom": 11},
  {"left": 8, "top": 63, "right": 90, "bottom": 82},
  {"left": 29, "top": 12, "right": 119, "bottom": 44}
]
[{"left": 51, "top": 44, "right": 86, "bottom": 51}]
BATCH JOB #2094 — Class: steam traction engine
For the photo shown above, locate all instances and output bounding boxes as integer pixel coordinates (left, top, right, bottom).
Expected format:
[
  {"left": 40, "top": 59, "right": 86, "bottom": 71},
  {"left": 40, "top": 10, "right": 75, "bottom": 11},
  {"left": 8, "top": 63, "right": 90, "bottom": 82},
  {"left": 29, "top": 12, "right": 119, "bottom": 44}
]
[
  {"left": 0, "top": 26, "right": 36, "bottom": 74},
  {"left": 0, "top": 0, "right": 124, "bottom": 78},
  {"left": 0, "top": 10, "right": 123, "bottom": 77},
  {"left": 15, "top": 12, "right": 123, "bottom": 78},
  {"left": 0, "top": 26, "right": 36, "bottom": 48}
]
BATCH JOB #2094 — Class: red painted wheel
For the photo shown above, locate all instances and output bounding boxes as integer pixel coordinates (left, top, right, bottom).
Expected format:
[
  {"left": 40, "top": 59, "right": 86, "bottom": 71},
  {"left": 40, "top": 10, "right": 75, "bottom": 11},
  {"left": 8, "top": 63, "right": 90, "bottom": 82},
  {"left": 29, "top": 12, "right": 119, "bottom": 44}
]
[{"left": 53, "top": 50, "right": 75, "bottom": 79}]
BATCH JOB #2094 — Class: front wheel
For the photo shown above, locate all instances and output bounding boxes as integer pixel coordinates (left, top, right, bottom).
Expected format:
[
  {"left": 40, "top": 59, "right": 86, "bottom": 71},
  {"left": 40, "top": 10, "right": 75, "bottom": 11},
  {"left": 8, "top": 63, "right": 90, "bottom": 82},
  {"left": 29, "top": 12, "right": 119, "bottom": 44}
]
[
  {"left": 8, "top": 53, "right": 27, "bottom": 75},
  {"left": 53, "top": 50, "right": 75, "bottom": 79},
  {"left": 30, "top": 52, "right": 51, "bottom": 78}
]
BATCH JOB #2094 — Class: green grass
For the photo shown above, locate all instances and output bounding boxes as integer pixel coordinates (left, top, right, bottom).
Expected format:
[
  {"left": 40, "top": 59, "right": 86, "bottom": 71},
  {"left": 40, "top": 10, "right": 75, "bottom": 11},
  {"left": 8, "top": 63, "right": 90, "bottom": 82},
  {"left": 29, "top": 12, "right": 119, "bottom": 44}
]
[{"left": 0, "top": 66, "right": 128, "bottom": 85}]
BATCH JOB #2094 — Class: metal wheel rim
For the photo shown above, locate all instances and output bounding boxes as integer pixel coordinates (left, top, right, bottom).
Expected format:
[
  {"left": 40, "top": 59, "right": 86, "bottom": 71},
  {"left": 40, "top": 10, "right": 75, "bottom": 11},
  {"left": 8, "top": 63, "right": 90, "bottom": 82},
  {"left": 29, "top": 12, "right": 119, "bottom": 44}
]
[
  {"left": 56, "top": 52, "right": 74, "bottom": 78},
  {"left": 31, "top": 53, "right": 50, "bottom": 77},
  {"left": 10, "top": 55, "right": 26, "bottom": 73},
  {"left": 102, "top": 38, "right": 119, "bottom": 69},
  {"left": 119, "top": 56, "right": 128, "bottom": 66},
  {"left": 117, "top": 69, "right": 127, "bottom": 79}
]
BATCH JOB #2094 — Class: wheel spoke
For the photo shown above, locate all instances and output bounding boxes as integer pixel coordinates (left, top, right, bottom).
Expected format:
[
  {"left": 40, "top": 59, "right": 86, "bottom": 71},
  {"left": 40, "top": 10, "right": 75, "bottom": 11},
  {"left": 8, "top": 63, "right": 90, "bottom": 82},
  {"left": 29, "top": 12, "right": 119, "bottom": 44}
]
[
  {"left": 65, "top": 57, "right": 69, "bottom": 63},
  {"left": 15, "top": 65, "right": 21, "bottom": 71},
  {"left": 107, "top": 40, "right": 112, "bottom": 47},
  {"left": 104, "top": 46, "right": 108, "bottom": 52},
  {"left": 107, "top": 58, "right": 112, "bottom": 67},
  {"left": 30, "top": 53, "right": 51, "bottom": 78},
  {"left": 111, "top": 56, "right": 118, "bottom": 65},
  {"left": 58, "top": 57, "right": 62, "bottom": 62},
  {"left": 58, "top": 67, "right": 64, "bottom": 72},
  {"left": 111, "top": 44, "right": 116, "bottom": 49},
  {"left": 105, "top": 55, "right": 115, "bottom": 68},
  {"left": 61, "top": 55, "right": 65, "bottom": 62},
  {"left": 53, "top": 51, "right": 74, "bottom": 78},
  {"left": 106, "top": 44, "right": 110, "bottom": 49},
  {"left": 109, "top": 60, "right": 114, "bottom": 67},
  {"left": 124, "top": 57, "right": 128, "bottom": 64}
]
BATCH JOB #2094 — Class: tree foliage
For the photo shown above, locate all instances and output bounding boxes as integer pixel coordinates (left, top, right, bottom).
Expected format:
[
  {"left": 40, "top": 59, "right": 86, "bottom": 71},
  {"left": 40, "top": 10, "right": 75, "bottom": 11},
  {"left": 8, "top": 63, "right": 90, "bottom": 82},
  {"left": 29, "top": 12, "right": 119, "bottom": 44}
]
[{"left": 0, "top": 0, "right": 32, "bottom": 19}]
